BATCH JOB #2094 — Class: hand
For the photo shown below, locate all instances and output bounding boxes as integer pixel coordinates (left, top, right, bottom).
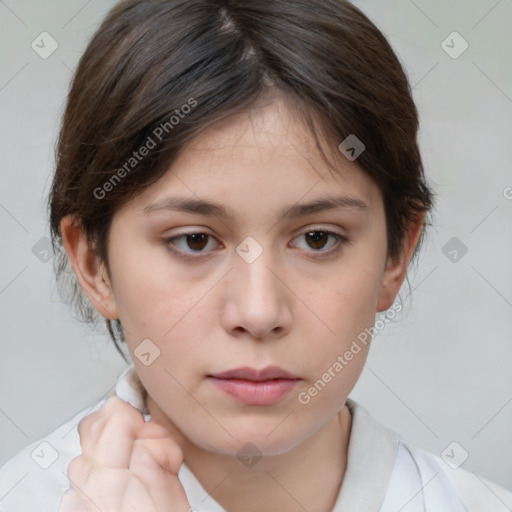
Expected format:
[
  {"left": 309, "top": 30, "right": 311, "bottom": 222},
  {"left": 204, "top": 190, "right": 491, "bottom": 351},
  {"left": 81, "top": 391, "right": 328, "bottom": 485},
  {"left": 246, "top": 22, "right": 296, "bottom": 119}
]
[{"left": 59, "top": 396, "right": 193, "bottom": 512}]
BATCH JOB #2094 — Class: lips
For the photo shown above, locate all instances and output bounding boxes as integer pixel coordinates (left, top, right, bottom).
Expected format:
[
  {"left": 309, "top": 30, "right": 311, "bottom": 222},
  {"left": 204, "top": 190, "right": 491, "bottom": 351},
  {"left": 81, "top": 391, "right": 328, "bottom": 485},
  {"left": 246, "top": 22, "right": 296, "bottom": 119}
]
[
  {"left": 208, "top": 366, "right": 299, "bottom": 381},
  {"left": 207, "top": 366, "right": 301, "bottom": 405}
]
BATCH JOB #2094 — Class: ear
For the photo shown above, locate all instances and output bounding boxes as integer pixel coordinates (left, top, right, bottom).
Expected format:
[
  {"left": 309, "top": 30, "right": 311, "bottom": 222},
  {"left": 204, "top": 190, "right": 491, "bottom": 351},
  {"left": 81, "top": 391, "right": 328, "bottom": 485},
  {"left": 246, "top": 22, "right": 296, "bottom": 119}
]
[
  {"left": 376, "top": 211, "right": 425, "bottom": 312},
  {"left": 60, "top": 215, "right": 119, "bottom": 320}
]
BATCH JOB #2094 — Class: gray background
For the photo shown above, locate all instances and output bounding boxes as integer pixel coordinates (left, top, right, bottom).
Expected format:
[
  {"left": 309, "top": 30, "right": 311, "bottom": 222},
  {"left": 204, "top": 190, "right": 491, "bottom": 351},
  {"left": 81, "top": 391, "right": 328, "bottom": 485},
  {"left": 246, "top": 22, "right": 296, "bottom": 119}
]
[{"left": 1, "top": 0, "right": 511, "bottom": 492}]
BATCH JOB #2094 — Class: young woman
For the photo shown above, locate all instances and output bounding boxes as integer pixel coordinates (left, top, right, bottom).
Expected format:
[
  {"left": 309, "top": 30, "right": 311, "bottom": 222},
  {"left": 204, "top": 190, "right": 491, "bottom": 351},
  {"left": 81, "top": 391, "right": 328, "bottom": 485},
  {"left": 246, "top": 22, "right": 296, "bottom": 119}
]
[{"left": 1, "top": 0, "right": 510, "bottom": 511}]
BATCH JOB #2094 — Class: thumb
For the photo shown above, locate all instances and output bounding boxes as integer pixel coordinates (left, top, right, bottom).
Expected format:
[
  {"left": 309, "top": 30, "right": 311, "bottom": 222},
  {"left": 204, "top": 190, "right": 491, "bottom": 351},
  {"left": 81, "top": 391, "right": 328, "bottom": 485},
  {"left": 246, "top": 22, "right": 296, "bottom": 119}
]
[
  {"left": 138, "top": 436, "right": 184, "bottom": 476},
  {"left": 131, "top": 437, "right": 192, "bottom": 512}
]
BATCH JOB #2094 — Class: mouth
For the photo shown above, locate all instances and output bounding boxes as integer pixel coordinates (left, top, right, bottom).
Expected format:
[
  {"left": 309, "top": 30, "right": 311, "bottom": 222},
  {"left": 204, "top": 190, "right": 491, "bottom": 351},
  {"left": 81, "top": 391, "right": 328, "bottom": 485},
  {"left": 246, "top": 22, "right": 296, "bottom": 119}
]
[
  {"left": 209, "top": 366, "right": 299, "bottom": 381},
  {"left": 207, "top": 366, "right": 301, "bottom": 405}
]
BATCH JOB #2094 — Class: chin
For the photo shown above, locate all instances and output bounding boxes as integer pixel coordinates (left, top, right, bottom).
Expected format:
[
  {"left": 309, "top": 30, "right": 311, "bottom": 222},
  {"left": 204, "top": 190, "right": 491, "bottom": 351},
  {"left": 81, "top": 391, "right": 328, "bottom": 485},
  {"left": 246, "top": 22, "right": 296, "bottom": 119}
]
[{"left": 186, "top": 421, "right": 307, "bottom": 458}]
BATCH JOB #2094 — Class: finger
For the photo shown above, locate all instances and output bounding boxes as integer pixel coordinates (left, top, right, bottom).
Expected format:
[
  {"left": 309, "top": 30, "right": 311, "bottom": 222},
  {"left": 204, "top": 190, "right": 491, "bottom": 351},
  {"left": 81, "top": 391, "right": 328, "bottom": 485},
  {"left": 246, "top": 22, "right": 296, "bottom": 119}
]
[
  {"left": 90, "top": 396, "right": 146, "bottom": 468},
  {"left": 128, "top": 441, "right": 191, "bottom": 511},
  {"left": 61, "top": 464, "right": 103, "bottom": 512},
  {"left": 66, "top": 455, "right": 90, "bottom": 490},
  {"left": 135, "top": 437, "right": 184, "bottom": 475},
  {"left": 77, "top": 408, "right": 109, "bottom": 456},
  {"left": 58, "top": 488, "right": 89, "bottom": 512},
  {"left": 77, "top": 397, "right": 127, "bottom": 456}
]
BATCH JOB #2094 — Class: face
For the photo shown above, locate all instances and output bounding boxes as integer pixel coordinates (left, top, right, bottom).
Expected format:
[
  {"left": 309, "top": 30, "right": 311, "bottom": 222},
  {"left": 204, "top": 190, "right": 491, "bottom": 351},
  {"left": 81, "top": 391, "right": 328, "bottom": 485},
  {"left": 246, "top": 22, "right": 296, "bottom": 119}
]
[{"left": 100, "top": 95, "right": 397, "bottom": 457}]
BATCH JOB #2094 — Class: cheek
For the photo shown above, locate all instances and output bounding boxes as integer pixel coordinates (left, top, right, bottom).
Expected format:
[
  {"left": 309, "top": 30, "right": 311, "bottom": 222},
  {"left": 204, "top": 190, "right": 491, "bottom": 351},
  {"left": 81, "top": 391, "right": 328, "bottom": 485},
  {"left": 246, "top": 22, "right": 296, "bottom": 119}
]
[
  {"left": 299, "top": 254, "right": 383, "bottom": 396},
  {"left": 317, "top": 261, "right": 383, "bottom": 340},
  {"left": 300, "top": 352, "right": 368, "bottom": 406},
  {"left": 108, "top": 239, "right": 207, "bottom": 339},
  {"left": 296, "top": 288, "right": 373, "bottom": 413}
]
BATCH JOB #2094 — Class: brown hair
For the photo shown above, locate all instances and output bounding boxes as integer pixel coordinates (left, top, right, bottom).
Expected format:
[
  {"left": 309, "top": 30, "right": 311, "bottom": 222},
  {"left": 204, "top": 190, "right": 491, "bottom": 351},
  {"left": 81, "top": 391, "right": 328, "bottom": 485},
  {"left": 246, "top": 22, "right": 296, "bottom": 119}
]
[{"left": 48, "top": 0, "right": 435, "bottom": 362}]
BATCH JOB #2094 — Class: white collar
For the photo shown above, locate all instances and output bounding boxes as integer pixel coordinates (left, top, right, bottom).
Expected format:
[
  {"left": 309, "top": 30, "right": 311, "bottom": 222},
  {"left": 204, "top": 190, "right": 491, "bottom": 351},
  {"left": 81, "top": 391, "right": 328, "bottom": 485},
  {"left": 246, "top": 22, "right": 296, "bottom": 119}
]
[{"left": 332, "top": 398, "right": 399, "bottom": 510}]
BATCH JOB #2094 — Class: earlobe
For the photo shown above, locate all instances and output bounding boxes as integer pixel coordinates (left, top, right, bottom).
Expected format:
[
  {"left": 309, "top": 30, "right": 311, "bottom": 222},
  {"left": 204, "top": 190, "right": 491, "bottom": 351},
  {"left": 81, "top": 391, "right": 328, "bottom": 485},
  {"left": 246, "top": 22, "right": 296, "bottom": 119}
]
[
  {"left": 376, "top": 212, "right": 425, "bottom": 313},
  {"left": 60, "top": 215, "right": 119, "bottom": 320}
]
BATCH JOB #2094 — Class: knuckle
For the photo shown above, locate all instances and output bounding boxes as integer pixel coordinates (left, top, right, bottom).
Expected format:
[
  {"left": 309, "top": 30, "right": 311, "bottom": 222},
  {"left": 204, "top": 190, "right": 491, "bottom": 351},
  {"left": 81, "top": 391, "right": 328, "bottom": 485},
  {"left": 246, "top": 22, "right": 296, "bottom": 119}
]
[
  {"left": 77, "top": 416, "right": 89, "bottom": 436},
  {"left": 77, "top": 397, "right": 143, "bottom": 440},
  {"left": 103, "top": 395, "right": 122, "bottom": 408},
  {"left": 77, "top": 414, "right": 102, "bottom": 442},
  {"left": 136, "top": 437, "right": 184, "bottom": 473},
  {"left": 67, "top": 455, "right": 88, "bottom": 483},
  {"left": 104, "top": 396, "right": 144, "bottom": 423},
  {"left": 162, "top": 438, "right": 184, "bottom": 465},
  {"left": 171, "top": 446, "right": 184, "bottom": 471}
]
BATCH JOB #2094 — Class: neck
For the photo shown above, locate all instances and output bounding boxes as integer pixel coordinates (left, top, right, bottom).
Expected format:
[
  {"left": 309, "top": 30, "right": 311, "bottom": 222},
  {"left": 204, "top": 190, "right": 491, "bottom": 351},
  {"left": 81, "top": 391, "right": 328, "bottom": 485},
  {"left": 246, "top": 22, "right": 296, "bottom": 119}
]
[{"left": 148, "top": 396, "right": 352, "bottom": 512}]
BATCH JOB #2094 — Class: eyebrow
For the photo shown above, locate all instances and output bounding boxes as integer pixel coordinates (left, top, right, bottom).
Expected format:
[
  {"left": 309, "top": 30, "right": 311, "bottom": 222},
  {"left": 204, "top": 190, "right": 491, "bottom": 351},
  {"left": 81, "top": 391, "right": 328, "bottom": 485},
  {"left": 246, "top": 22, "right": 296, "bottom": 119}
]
[{"left": 143, "top": 195, "right": 368, "bottom": 220}]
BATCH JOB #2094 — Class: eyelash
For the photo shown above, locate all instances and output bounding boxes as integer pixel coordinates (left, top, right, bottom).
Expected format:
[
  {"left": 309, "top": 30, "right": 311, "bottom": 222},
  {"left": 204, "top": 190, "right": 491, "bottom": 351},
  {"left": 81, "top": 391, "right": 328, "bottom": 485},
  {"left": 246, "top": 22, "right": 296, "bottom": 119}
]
[{"left": 161, "top": 228, "right": 350, "bottom": 260}]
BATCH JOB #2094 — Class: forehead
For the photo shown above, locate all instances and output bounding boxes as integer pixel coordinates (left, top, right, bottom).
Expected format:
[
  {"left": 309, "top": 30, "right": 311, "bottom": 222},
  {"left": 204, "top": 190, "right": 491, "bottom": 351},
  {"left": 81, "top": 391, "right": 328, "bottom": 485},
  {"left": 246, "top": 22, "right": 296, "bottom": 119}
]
[
  {"left": 190, "top": 95, "right": 311, "bottom": 152},
  {"left": 125, "top": 95, "right": 383, "bottom": 220},
  {"left": 185, "top": 94, "right": 341, "bottom": 175}
]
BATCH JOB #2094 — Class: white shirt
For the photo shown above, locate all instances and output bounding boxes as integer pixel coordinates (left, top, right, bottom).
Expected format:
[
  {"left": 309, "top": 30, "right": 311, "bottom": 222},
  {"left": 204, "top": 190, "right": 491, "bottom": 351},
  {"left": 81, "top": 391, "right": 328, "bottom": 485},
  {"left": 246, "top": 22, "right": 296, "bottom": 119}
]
[{"left": 1, "top": 364, "right": 511, "bottom": 512}]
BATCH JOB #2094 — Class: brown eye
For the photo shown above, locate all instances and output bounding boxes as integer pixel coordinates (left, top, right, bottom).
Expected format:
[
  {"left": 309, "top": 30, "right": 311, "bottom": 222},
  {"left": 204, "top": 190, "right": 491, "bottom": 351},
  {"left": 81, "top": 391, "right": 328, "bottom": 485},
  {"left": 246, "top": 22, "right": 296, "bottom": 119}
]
[
  {"left": 163, "top": 232, "right": 220, "bottom": 257},
  {"left": 185, "top": 233, "right": 209, "bottom": 251},
  {"left": 291, "top": 228, "right": 349, "bottom": 258},
  {"left": 304, "top": 231, "right": 330, "bottom": 250}
]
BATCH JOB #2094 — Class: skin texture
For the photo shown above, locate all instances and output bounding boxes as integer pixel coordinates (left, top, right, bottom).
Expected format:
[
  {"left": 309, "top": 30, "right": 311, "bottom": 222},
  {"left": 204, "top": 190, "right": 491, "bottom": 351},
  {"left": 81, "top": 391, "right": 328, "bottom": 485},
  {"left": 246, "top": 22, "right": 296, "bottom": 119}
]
[{"left": 61, "top": 92, "right": 424, "bottom": 512}]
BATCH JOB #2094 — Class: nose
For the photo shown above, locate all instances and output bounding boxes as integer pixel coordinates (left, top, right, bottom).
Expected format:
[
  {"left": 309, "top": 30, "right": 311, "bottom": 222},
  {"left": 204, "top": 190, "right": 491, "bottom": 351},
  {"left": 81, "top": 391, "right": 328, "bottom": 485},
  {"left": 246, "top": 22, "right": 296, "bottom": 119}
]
[{"left": 220, "top": 245, "right": 292, "bottom": 341}]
